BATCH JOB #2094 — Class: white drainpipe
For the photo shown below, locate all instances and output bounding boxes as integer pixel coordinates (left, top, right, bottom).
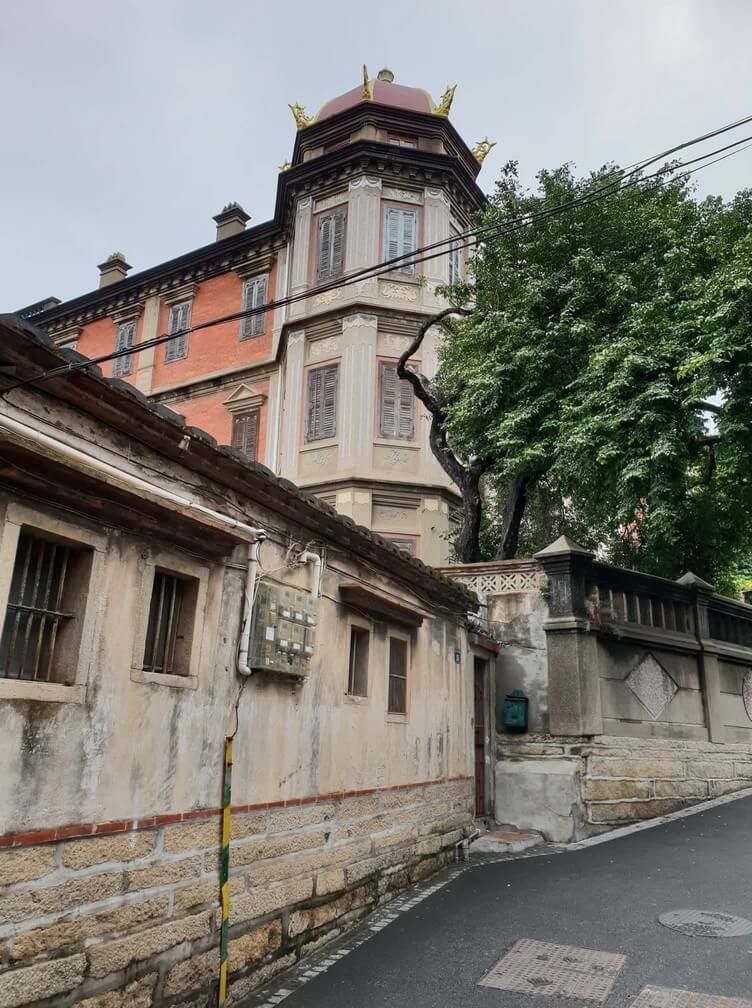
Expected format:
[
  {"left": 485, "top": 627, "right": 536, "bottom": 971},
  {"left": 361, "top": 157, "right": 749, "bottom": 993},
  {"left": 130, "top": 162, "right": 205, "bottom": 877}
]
[
  {"left": 298, "top": 550, "right": 322, "bottom": 600},
  {"left": 237, "top": 536, "right": 266, "bottom": 677},
  {"left": 0, "top": 413, "right": 266, "bottom": 543}
]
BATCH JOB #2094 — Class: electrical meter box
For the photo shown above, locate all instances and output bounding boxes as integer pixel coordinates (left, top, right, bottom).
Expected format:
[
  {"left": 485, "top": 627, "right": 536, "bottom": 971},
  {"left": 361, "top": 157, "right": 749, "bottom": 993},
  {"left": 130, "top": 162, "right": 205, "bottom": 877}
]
[{"left": 249, "top": 579, "right": 318, "bottom": 678}]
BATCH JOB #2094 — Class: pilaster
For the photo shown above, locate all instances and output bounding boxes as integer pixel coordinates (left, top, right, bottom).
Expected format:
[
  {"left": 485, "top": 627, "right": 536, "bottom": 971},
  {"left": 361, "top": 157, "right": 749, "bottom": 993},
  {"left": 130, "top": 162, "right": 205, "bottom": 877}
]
[
  {"left": 346, "top": 176, "right": 382, "bottom": 274},
  {"left": 134, "top": 295, "right": 160, "bottom": 394},
  {"left": 423, "top": 186, "right": 452, "bottom": 289},
  {"left": 338, "top": 313, "right": 377, "bottom": 474},
  {"left": 280, "top": 329, "right": 306, "bottom": 482}
]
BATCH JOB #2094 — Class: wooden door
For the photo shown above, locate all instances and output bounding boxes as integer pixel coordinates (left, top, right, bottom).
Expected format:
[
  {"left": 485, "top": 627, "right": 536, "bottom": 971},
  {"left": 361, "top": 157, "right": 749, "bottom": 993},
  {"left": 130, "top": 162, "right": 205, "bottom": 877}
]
[{"left": 473, "top": 657, "right": 487, "bottom": 817}]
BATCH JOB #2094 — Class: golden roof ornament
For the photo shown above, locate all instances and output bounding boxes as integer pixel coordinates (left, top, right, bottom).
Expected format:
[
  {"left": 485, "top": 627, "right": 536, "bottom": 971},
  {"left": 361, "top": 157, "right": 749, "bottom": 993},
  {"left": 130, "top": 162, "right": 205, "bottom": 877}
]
[
  {"left": 362, "top": 64, "right": 373, "bottom": 101},
  {"left": 471, "top": 136, "right": 496, "bottom": 165},
  {"left": 288, "top": 102, "right": 313, "bottom": 130},
  {"left": 434, "top": 84, "right": 456, "bottom": 117},
  {"left": 279, "top": 159, "right": 292, "bottom": 172}
]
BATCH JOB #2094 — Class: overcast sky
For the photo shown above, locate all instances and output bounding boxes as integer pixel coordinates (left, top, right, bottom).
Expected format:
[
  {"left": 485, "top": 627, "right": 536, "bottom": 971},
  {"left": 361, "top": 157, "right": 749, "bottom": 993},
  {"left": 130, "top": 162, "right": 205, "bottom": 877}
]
[{"left": 1, "top": 1, "right": 750, "bottom": 310}]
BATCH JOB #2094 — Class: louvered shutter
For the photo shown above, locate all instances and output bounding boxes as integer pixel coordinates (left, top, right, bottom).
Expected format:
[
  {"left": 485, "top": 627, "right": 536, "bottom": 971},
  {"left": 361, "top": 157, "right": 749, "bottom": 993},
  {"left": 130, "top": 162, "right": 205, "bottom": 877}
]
[
  {"left": 379, "top": 362, "right": 414, "bottom": 440},
  {"left": 383, "top": 207, "right": 418, "bottom": 276},
  {"left": 113, "top": 321, "right": 135, "bottom": 377},
  {"left": 449, "top": 229, "right": 460, "bottom": 285},
  {"left": 166, "top": 301, "right": 191, "bottom": 361},
  {"left": 316, "top": 208, "right": 347, "bottom": 280},
  {"left": 231, "top": 410, "right": 259, "bottom": 460},
  {"left": 241, "top": 275, "right": 268, "bottom": 339},
  {"left": 305, "top": 364, "right": 338, "bottom": 442}
]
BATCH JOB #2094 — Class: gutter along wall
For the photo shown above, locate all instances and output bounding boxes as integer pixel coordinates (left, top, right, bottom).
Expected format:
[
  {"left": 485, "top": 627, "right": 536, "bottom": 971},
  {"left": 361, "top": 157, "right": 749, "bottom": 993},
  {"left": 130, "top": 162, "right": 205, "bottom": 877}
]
[{"left": 0, "top": 327, "right": 481, "bottom": 1007}]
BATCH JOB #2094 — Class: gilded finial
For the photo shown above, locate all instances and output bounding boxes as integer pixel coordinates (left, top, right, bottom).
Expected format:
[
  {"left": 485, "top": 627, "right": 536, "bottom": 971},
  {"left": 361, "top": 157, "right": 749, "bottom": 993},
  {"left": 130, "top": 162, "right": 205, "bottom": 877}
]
[
  {"left": 288, "top": 102, "right": 314, "bottom": 130},
  {"left": 279, "top": 159, "right": 292, "bottom": 172},
  {"left": 471, "top": 136, "right": 496, "bottom": 165},
  {"left": 434, "top": 85, "right": 456, "bottom": 117},
  {"left": 362, "top": 64, "right": 373, "bottom": 100}
]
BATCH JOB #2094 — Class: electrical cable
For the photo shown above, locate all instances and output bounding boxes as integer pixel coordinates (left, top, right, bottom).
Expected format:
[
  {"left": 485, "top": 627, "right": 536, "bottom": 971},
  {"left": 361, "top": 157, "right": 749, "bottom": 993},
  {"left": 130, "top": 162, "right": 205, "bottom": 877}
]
[{"left": 4, "top": 116, "right": 752, "bottom": 394}]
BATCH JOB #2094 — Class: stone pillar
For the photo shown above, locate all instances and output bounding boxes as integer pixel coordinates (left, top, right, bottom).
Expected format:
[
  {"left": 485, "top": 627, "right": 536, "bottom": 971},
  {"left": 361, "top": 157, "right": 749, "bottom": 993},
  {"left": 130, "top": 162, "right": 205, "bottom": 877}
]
[
  {"left": 346, "top": 176, "right": 382, "bottom": 273},
  {"left": 280, "top": 330, "right": 305, "bottom": 482},
  {"left": 338, "top": 314, "right": 377, "bottom": 474},
  {"left": 678, "top": 571, "right": 726, "bottom": 743},
  {"left": 264, "top": 369, "right": 283, "bottom": 474},
  {"left": 288, "top": 198, "right": 313, "bottom": 323},
  {"left": 534, "top": 536, "right": 603, "bottom": 736},
  {"left": 423, "top": 187, "right": 451, "bottom": 289},
  {"left": 134, "top": 295, "right": 160, "bottom": 395}
]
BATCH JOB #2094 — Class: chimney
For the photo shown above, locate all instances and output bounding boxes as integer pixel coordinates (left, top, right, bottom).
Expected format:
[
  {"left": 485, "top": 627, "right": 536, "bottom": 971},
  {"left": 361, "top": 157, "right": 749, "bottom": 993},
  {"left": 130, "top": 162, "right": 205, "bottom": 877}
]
[
  {"left": 213, "top": 202, "right": 250, "bottom": 241},
  {"left": 97, "top": 252, "right": 131, "bottom": 288}
]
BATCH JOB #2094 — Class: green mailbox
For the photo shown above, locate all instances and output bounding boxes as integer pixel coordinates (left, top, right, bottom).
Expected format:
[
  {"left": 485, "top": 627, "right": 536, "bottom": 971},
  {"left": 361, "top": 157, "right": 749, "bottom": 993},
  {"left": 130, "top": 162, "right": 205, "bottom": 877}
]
[{"left": 503, "top": 689, "right": 529, "bottom": 733}]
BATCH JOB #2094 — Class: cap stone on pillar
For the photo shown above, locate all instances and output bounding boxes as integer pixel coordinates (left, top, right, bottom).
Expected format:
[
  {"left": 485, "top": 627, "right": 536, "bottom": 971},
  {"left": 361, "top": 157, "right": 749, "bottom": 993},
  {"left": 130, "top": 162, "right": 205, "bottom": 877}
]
[
  {"left": 534, "top": 536, "right": 595, "bottom": 561},
  {"left": 213, "top": 202, "right": 251, "bottom": 241},
  {"left": 97, "top": 252, "right": 131, "bottom": 288},
  {"left": 676, "top": 571, "right": 715, "bottom": 592}
]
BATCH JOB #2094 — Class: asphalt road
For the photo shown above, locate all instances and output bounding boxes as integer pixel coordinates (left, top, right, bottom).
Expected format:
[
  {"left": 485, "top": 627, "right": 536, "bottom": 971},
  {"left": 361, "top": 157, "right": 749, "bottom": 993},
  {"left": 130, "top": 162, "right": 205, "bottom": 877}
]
[{"left": 257, "top": 796, "right": 752, "bottom": 1008}]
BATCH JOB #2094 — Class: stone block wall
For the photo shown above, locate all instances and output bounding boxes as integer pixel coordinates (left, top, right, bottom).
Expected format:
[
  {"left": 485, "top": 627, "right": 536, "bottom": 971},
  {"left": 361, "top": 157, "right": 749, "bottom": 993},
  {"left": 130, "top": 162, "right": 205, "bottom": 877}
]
[
  {"left": 496, "top": 736, "right": 752, "bottom": 842},
  {"left": 0, "top": 779, "right": 471, "bottom": 1007}
]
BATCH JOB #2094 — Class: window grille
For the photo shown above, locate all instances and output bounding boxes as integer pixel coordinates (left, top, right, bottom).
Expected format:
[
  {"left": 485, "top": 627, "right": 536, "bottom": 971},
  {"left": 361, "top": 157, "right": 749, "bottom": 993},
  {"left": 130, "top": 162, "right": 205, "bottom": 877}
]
[
  {"left": 165, "top": 301, "right": 191, "bottom": 361},
  {"left": 315, "top": 207, "right": 347, "bottom": 281},
  {"left": 0, "top": 533, "right": 76, "bottom": 683},
  {"left": 241, "top": 275, "right": 268, "bottom": 339},
  {"left": 388, "top": 637, "right": 408, "bottom": 714},
  {"left": 383, "top": 206, "right": 418, "bottom": 276},
  {"left": 305, "top": 364, "right": 338, "bottom": 442},
  {"left": 143, "top": 571, "right": 186, "bottom": 675},
  {"left": 113, "top": 321, "right": 136, "bottom": 377},
  {"left": 347, "top": 627, "right": 369, "bottom": 696},
  {"left": 231, "top": 409, "right": 260, "bottom": 460},
  {"left": 379, "top": 362, "right": 415, "bottom": 440}
]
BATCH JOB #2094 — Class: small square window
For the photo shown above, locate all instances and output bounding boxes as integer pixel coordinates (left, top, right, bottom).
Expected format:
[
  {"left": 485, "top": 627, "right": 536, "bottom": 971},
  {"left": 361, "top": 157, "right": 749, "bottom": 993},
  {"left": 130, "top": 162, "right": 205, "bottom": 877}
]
[
  {"left": 143, "top": 569, "right": 198, "bottom": 676},
  {"left": 0, "top": 531, "right": 93, "bottom": 685},
  {"left": 388, "top": 636, "right": 408, "bottom": 714},
  {"left": 347, "top": 626, "right": 369, "bottom": 697}
]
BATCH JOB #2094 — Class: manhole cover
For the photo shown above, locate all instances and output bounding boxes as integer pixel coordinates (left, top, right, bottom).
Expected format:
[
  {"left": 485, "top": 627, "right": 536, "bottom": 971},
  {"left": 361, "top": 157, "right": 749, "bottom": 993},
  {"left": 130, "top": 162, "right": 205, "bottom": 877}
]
[
  {"left": 632, "top": 985, "right": 752, "bottom": 1008},
  {"left": 479, "top": 939, "right": 626, "bottom": 1002},
  {"left": 658, "top": 909, "right": 752, "bottom": 938}
]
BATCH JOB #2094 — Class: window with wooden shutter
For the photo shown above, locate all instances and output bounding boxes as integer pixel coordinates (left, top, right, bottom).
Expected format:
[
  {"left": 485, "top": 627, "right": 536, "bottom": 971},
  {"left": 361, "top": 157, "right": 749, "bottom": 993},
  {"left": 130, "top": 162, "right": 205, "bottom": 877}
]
[
  {"left": 383, "top": 205, "right": 418, "bottom": 276},
  {"left": 231, "top": 409, "right": 260, "bottom": 460},
  {"left": 241, "top": 275, "right": 268, "bottom": 339},
  {"left": 305, "top": 363, "right": 339, "bottom": 442},
  {"left": 378, "top": 362, "right": 415, "bottom": 440},
  {"left": 315, "top": 207, "right": 347, "bottom": 281},
  {"left": 112, "top": 321, "right": 136, "bottom": 377},
  {"left": 387, "top": 636, "right": 408, "bottom": 714},
  {"left": 165, "top": 301, "right": 191, "bottom": 361}
]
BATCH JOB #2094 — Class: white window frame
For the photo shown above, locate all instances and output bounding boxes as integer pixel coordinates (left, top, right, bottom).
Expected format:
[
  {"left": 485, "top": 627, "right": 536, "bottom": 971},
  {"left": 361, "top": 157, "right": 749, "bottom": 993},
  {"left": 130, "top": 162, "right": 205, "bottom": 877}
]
[
  {"left": 345, "top": 618, "right": 371, "bottom": 703},
  {"left": 377, "top": 360, "right": 416, "bottom": 441},
  {"left": 130, "top": 547, "right": 209, "bottom": 691},
  {"left": 315, "top": 206, "right": 347, "bottom": 282},
  {"left": 0, "top": 504, "right": 106, "bottom": 704},
  {"left": 304, "top": 363, "right": 339, "bottom": 444},
  {"left": 383, "top": 205, "right": 419, "bottom": 277}
]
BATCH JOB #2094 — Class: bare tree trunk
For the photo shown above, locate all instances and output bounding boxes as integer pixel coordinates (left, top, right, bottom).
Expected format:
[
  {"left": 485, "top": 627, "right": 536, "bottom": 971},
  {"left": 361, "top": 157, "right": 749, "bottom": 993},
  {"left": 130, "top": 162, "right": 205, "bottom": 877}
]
[
  {"left": 397, "top": 307, "right": 489, "bottom": 563},
  {"left": 495, "top": 473, "right": 533, "bottom": 560}
]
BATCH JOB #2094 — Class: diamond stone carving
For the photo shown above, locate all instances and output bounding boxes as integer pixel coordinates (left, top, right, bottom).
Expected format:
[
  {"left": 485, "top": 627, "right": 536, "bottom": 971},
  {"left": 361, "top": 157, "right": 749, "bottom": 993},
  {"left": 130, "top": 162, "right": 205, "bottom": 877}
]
[{"left": 625, "top": 653, "right": 678, "bottom": 720}]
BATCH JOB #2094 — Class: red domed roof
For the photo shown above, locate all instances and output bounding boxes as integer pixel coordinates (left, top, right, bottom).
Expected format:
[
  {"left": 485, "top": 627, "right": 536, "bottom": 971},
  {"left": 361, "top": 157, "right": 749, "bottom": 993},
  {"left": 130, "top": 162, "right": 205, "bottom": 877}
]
[{"left": 315, "top": 69, "right": 441, "bottom": 123}]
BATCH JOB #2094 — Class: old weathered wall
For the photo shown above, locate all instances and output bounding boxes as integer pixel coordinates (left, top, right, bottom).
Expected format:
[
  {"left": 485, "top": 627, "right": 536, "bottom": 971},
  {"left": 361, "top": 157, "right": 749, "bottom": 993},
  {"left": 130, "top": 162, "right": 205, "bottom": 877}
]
[
  {"left": 0, "top": 780, "right": 471, "bottom": 1007},
  {"left": 496, "top": 736, "right": 752, "bottom": 842},
  {"left": 0, "top": 383, "right": 478, "bottom": 1006}
]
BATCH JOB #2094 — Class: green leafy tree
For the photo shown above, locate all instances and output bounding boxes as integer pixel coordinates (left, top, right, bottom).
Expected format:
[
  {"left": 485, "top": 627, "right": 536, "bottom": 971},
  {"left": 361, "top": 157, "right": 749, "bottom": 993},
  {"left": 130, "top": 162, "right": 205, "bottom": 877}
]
[{"left": 399, "top": 162, "right": 752, "bottom": 585}]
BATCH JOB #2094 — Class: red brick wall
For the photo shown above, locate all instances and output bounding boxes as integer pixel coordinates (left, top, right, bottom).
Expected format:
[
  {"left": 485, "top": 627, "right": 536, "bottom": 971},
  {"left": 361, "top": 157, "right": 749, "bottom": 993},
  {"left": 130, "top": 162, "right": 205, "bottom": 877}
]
[{"left": 173, "top": 378, "right": 271, "bottom": 463}]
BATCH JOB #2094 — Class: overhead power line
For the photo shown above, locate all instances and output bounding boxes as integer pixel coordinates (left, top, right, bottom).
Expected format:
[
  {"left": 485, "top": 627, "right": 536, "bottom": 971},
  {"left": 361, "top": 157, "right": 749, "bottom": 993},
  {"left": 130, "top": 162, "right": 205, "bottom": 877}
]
[{"left": 4, "top": 113, "right": 752, "bottom": 395}]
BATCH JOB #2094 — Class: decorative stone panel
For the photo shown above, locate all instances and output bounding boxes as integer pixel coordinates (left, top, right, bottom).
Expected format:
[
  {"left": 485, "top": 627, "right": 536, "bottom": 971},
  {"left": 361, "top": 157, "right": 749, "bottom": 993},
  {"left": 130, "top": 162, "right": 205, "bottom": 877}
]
[{"left": 625, "top": 654, "right": 678, "bottom": 720}]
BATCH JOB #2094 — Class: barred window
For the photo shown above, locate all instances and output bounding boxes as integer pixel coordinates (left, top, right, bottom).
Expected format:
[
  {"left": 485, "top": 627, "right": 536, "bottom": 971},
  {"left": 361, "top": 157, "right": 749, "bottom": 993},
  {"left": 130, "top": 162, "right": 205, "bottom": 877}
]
[
  {"left": 143, "top": 570, "right": 197, "bottom": 676},
  {"left": 113, "top": 321, "right": 136, "bottom": 378},
  {"left": 387, "top": 636, "right": 408, "bottom": 714},
  {"left": 0, "top": 532, "right": 90, "bottom": 684},
  {"left": 241, "top": 275, "right": 268, "bottom": 339}
]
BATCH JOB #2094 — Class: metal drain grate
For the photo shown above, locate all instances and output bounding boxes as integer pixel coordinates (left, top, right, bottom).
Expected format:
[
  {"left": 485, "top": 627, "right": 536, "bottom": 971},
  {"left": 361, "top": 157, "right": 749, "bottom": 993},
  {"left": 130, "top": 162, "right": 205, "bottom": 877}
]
[
  {"left": 479, "top": 939, "right": 626, "bottom": 1002},
  {"left": 658, "top": 910, "right": 752, "bottom": 938},
  {"left": 632, "top": 985, "right": 752, "bottom": 1008}
]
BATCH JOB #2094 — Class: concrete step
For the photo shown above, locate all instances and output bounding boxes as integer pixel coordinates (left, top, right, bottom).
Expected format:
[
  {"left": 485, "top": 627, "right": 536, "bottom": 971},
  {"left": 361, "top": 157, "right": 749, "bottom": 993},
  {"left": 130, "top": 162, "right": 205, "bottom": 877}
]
[{"left": 471, "top": 828, "right": 544, "bottom": 855}]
